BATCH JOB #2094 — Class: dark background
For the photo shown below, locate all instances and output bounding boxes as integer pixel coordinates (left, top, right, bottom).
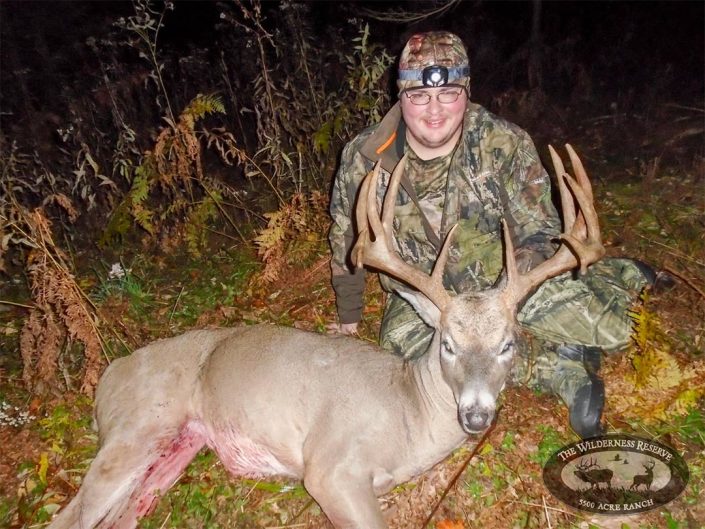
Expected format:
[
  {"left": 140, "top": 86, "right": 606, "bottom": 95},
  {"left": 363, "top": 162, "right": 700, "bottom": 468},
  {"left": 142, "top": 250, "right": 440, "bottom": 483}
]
[
  {"left": 3, "top": 1, "right": 702, "bottom": 142},
  {"left": 1, "top": 0, "right": 703, "bottom": 230}
]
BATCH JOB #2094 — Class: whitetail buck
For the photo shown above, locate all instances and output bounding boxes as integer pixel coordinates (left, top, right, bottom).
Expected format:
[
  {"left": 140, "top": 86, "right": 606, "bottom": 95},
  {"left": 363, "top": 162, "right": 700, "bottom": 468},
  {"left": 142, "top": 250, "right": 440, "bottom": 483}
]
[
  {"left": 47, "top": 145, "right": 604, "bottom": 529},
  {"left": 630, "top": 459, "right": 656, "bottom": 491}
]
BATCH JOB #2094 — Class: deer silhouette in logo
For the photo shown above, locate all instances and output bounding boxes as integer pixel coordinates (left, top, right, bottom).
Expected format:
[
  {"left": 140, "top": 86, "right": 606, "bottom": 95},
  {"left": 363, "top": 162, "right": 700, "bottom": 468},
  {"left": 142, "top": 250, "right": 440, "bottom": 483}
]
[
  {"left": 574, "top": 458, "right": 613, "bottom": 490},
  {"left": 630, "top": 459, "right": 656, "bottom": 491}
]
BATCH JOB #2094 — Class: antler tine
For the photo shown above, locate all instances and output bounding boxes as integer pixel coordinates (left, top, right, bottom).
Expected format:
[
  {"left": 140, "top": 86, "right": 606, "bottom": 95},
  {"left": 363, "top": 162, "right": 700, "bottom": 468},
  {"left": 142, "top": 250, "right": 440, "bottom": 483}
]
[
  {"left": 549, "top": 144, "right": 577, "bottom": 230},
  {"left": 431, "top": 224, "right": 458, "bottom": 284},
  {"left": 559, "top": 172, "right": 604, "bottom": 274},
  {"left": 506, "top": 145, "right": 605, "bottom": 304},
  {"left": 356, "top": 156, "right": 406, "bottom": 255},
  {"left": 352, "top": 156, "right": 452, "bottom": 312},
  {"left": 566, "top": 144, "right": 593, "bottom": 202},
  {"left": 501, "top": 219, "right": 519, "bottom": 286},
  {"left": 380, "top": 154, "right": 405, "bottom": 232},
  {"left": 352, "top": 162, "right": 377, "bottom": 269}
]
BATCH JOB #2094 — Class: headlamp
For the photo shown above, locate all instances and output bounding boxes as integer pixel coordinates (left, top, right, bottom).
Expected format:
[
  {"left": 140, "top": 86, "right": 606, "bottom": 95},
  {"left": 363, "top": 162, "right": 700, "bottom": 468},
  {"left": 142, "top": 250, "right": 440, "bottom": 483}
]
[
  {"left": 422, "top": 65, "right": 448, "bottom": 87},
  {"left": 398, "top": 64, "right": 471, "bottom": 87}
]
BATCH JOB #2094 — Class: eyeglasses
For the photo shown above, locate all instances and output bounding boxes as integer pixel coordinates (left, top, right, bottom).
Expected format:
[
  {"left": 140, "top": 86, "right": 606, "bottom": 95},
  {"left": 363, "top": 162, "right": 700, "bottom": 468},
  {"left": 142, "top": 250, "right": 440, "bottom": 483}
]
[{"left": 403, "top": 86, "right": 466, "bottom": 106}]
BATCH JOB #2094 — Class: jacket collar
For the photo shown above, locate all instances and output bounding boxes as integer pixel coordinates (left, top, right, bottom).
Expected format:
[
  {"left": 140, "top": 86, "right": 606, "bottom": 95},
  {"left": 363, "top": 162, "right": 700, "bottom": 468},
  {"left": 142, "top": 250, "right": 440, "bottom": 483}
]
[
  {"left": 359, "top": 102, "right": 405, "bottom": 172},
  {"left": 360, "top": 101, "right": 480, "bottom": 171}
]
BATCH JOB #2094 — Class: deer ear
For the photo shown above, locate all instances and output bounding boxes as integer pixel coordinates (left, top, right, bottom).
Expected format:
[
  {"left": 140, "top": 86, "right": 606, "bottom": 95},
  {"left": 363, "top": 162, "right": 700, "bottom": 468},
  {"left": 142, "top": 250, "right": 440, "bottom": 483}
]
[{"left": 396, "top": 288, "right": 442, "bottom": 329}]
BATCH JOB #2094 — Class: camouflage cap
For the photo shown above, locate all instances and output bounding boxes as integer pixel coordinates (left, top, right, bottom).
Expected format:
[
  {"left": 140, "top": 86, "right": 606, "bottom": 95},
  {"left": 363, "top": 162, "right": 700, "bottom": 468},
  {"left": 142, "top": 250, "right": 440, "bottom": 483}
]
[{"left": 397, "top": 31, "right": 470, "bottom": 92}]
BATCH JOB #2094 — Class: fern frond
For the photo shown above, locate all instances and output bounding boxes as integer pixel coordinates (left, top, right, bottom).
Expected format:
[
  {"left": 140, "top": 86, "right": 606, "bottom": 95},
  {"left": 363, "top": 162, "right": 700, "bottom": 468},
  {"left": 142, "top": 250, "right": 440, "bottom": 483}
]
[
  {"left": 185, "top": 194, "right": 220, "bottom": 257},
  {"left": 608, "top": 299, "right": 705, "bottom": 424},
  {"left": 184, "top": 93, "right": 226, "bottom": 121}
]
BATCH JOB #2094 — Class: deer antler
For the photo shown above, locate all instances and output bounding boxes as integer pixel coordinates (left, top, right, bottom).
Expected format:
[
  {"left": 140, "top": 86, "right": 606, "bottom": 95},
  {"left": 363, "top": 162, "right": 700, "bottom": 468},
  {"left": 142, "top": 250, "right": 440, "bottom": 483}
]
[
  {"left": 577, "top": 457, "right": 599, "bottom": 470},
  {"left": 504, "top": 144, "right": 605, "bottom": 305},
  {"left": 352, "top": 155, "right": 453, "bottom": 312}
]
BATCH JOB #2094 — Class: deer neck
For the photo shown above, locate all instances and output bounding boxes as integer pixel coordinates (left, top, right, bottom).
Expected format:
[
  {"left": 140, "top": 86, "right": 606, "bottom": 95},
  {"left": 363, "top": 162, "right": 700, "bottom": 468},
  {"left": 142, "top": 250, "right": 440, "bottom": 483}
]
[{"left": 411, "top": 334, "right": 461, "bottom": 424}]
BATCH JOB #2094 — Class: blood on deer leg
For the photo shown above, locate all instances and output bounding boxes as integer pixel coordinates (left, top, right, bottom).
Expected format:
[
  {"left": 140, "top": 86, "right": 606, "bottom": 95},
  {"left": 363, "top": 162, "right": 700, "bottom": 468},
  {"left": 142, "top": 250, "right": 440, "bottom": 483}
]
[{"left": 49, "top": 422, "right": 207, "bottom": 529}]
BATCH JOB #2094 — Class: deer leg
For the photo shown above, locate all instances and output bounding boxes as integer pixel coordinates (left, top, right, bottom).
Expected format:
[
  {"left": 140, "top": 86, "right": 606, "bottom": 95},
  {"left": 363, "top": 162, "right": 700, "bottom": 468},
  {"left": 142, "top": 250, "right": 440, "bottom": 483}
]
[
  {"left": 304, "top": 469, "right": 387, "bottom": 529},
  {"left": 48, "top": 422, "right": 207, "bottom": 529}
]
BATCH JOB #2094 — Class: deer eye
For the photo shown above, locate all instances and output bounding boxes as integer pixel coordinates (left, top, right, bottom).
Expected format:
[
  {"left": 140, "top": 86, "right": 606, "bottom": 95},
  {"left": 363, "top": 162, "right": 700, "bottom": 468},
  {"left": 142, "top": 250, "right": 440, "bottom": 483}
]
[
  {"left": 499, "top": 341, "right": 514, "bottom": 356},
  {"left": 441, "top": 340, "right": 455, "bottom": 357}
]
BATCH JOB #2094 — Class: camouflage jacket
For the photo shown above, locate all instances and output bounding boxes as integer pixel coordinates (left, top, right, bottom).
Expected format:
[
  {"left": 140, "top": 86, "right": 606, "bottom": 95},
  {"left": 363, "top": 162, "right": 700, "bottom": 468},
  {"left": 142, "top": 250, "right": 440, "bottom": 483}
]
[{"left": 329, "top": 101, "right": 561, "bottom": 324}]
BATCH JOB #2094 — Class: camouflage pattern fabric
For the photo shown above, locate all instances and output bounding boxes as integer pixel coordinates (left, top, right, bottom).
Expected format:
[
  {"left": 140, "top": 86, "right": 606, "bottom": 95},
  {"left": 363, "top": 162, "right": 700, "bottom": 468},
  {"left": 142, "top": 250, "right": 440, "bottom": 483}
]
[
  {"left": 379, "top": 293, "right": 434, "bottom": 359},
  {"left": 329, "top": 101, "right": 559, "bottom": 324},
  {"left": 397, "top": 31, "right": 470, "bottom": 92},
  {"left": 512, "top": 257, "right": 647, "bottom": 404},
  {"left": 328, "top": 101, "right": 648, "bottom": 408},
  {"left": 513, "top": 339, "right": 595, "bottom": 409},
  {"left": 518, "top": 258, "right": 648, "bottom": 352},
  {"left": 380, "top": 258, "right": 647, "bottom": 357},
  {"left": 399, "top": 31, "right": 469, "bottom": 71}
]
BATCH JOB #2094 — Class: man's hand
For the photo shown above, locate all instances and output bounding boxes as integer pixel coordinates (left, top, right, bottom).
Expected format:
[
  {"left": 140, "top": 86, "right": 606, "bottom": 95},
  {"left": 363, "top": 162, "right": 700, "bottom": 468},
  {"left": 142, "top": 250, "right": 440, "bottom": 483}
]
[{"left": 325, "top": 321, "right": 359, "bottom": 336}]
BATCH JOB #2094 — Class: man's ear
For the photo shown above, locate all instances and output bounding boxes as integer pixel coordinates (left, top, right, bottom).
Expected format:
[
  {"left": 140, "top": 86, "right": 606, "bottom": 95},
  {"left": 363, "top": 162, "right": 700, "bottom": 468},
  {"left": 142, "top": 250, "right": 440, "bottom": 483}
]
[{"left": 396, "top": 286, "right": 442, "bottom": 329}]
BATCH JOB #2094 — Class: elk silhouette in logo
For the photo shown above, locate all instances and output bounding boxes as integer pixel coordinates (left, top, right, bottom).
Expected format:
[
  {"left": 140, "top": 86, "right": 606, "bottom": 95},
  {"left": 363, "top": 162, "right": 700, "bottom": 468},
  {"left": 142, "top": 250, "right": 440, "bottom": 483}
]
[
  {"left": 630, "top": 459, "right": 656, "bottom": 491},
  {"left": 574, "top": 458, "right": 614, "bottom": 490}
]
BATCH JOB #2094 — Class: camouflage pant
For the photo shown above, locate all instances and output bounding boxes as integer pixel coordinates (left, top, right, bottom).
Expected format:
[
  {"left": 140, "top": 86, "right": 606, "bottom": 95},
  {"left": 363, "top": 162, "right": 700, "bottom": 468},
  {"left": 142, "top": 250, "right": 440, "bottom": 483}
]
[{"left": 379, "top": 258, "right": 648, "bottom": 405}]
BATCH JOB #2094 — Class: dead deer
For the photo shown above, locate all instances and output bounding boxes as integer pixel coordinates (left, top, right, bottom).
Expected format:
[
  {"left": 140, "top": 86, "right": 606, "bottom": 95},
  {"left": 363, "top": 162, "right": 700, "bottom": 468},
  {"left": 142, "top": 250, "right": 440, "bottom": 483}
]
[
  {"left": 630, "top": 459, "right": 656, "bottom": 491},
  {"left": 574, "top": 457, "right": 613, "bottom": 489},
  {"left": 46, "top": 145, "right": 604, "bottom": 529}
]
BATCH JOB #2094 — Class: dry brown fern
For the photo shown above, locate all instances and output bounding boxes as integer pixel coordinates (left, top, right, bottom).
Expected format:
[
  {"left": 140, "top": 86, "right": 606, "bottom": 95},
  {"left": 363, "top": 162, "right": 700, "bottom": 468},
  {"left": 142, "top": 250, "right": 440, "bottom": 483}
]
[
  {"left": 151, "top": 94, "right": 229, "bottom": 195},
  {"left": 106, "top": 94, "right": 243, "bottom": 254},
  {"left": 253, "top": 191, "right": 329, "bottom": 284},
  {"left": 17, "top": 209, "right": 104, "bottom": 396}
]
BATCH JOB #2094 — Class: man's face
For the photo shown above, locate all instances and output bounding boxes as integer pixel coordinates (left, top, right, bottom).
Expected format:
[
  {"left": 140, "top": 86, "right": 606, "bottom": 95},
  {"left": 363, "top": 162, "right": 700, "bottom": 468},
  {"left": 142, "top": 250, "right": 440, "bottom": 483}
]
[{"left": 400, "top": 85, "right": 467, "bottom": 158}]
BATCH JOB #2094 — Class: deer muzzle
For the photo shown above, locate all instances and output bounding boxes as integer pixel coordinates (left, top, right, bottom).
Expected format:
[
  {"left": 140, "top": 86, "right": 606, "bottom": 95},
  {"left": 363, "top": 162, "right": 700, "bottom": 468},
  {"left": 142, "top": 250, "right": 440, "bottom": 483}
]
[
  {"left": 458, "top": 391, "right": 497, "bottom": 433},
  {"left": 461, "top": 408, "right": 494, "bottom": 433}
]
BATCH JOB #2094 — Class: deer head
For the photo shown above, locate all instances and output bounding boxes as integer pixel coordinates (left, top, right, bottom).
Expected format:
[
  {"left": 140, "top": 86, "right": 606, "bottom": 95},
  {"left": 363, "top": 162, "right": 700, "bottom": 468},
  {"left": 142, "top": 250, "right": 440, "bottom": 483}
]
[{"left": 352, "top": 145, "right": 605, "bottom": 434}]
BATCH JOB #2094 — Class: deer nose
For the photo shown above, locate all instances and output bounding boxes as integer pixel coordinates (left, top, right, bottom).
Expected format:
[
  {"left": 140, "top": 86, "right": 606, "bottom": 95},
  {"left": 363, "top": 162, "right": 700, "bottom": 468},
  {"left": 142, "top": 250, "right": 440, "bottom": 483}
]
[{"left": 461, "top": 408, "right": 492, "bottom": 433}]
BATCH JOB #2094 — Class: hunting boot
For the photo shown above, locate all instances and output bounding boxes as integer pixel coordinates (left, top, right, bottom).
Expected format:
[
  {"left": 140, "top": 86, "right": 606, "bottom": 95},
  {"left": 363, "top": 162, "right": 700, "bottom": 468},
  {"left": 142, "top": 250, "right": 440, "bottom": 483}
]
[
  {"left": 630, "top": 259, "right": 676, "bottom": 294},
  {"left": 522, "top": 341, "right": 605, "bottom": 438},
  {"left": 554, "top": 344, "right": 605, "bottom": 439}
]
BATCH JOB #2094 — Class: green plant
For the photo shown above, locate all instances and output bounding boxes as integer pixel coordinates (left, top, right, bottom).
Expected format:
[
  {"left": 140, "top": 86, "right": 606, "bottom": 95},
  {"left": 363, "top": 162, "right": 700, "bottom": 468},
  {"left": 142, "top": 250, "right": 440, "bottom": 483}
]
[
  {"left": 162, "top": 248, "right": 258, "bottom": 326},
  {"left": 530, "top": 425, "right": 567, "bottom": 466},
  {"left": 606, "top": 298, "right": 705, "bottom": 424},
  {"left": 220, "top": 5, "right": 393, "bottom": 199},
  {"left": 672, "top": 407, "right": 705, "bottom": 446},
  {"left": 0, "top": 498, "right": 12, "bottom": 527},
  {"left": 100, "top": 93, "right": 243, "bottom": 255},
  {"left": 500, "top": 430, "right": 517, "bottom": 451},
  {"left": 312, "top": 22, "right": 394, "bottom": 172},
  {"left": 9, "top": 400, "right": 96, "bottom": 528},
  {"left": 253, "top": 191, "right": 328, "bottom": 283},
  {"left": 661, "top": 511, "right": 689, "bottom": 529},
  {"left": 93, "top": 261, "right": 155, "bottom": 320}
]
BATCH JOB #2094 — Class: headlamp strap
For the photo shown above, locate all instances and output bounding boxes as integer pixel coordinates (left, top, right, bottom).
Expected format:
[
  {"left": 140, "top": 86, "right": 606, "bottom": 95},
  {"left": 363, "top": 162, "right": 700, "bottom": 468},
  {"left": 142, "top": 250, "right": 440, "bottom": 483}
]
[{"left": 398, "top": 65, "right": 470, "bottom": 87}]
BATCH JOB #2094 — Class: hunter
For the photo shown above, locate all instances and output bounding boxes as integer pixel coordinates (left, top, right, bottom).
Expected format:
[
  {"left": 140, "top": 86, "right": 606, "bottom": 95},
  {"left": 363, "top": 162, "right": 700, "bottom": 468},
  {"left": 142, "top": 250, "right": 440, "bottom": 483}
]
[{"left": 328, "top": 31, "right": 669, "bottom": 438}]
